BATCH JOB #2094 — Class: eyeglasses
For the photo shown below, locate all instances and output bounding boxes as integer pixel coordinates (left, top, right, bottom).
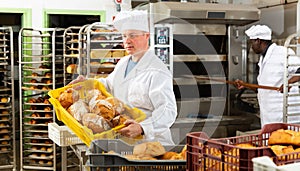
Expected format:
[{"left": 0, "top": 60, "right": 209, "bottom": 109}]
[{"left": 122, "top": 33, "right": 145, "bottom": 40}]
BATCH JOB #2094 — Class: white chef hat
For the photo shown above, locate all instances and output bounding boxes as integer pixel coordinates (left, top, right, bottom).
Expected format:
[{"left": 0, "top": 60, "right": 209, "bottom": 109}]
[
  {"left": 245, "top": 25, "right": 272, "bottom": 40},
  {"left": 113, "top": 10, "right": 149, "bottom": 33}
]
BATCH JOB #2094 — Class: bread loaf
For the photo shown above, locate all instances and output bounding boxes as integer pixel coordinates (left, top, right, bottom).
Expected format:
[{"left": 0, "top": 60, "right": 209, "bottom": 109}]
[
  {"left": 106, "top": 97, "right": 125, "bottom": 114},
  {"left": 89, "top": 98, "right": 115, "bottom": 121},
  {"left": 82, "top": 113, "right": 111, "bottom": 134},
  {"left": 160, "top": 151, "right": 179, "bottom": 160},
  {"left": 58, "top": 88, "right": 79, "bottom": 109},
  {"left": 67, "top": 99, "right": 89, "bottom": 122},
  {"left": 66, "top": 64, "right": 77, "bottom": 74},
  {"left": 268, "top": 129, "right": 300, "bottom": 146},
  {"left": 133, "top": 142, "right": 166, "bottom": 157}
]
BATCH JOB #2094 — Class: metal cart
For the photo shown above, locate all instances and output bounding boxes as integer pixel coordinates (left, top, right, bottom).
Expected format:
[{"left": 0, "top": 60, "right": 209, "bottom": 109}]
[
  {"left": 84, "top": 22, "right": 125, "bottom": 79},
  {"left": 0, "top": 26, "right": 16, "bottom": 171},
  {"left": 283, "top": 32, "right": 300, "bottom": 123},
  {"left": 18, "top": 27, "right": 65, "bottom": 171},
  {"left": 63, "top": 25, "right": 89, "bottom": 86}
]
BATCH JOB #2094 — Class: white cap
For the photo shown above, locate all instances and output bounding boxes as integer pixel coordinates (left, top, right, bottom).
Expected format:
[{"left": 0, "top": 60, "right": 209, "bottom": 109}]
[
  {"left": 113, "top": 10, "right": 149, "bottom": 33},
  {"left": 245, "top": 25, "right": 272, "bottom": 40}
]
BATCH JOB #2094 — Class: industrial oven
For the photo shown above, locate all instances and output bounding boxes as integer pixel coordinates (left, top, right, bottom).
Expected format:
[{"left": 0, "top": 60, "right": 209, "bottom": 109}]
[{"left": 144, "top": 1, "right": 261, "bottom": 118}]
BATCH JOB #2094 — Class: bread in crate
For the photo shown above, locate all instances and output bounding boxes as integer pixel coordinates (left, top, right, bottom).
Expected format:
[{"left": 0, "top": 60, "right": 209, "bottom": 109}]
[
  {"left": 186, "top": 123, "right": 300, "bottom": 171},
  {"left": 48, "top": 79, "right": 146, "bottom": 146}
]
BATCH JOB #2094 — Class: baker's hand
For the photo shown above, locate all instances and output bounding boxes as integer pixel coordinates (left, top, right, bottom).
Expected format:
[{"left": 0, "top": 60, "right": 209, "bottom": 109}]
[
  {"left": 119, "top": 119, "right": 144, "bottom": 138},
  {"left": 68, "top": 75, "right": 86, "bottom": 85},
  {"left": 278, "top": 84, "right": 292, "bottom": 93},
  {"left": 234, "top": 79, "right": 245, "bottom": 89}
]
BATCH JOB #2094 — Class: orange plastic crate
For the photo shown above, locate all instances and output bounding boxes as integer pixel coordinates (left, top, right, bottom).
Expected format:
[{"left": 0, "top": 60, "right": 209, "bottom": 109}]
[{"left": 186, "top": 123, "right": 300, "bottom": 171}]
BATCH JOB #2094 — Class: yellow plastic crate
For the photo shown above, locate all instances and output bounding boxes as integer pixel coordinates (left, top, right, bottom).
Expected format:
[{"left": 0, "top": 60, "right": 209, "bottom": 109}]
[{"left": 48, "top": 79, "right": 146, "bottom": 146}]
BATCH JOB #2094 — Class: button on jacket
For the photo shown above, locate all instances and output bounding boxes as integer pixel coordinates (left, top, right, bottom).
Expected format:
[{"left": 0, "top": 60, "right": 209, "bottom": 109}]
[{"left": 98, "top": 49, "right": 177, "bottom": 145}]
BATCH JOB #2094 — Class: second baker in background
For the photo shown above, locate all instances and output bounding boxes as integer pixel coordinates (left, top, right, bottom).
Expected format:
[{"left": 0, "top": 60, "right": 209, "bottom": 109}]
[
  {"left": 73, "top": 10, "right": 177, "bottom": 145},
  {"left": 235, "top": 25, "right": 300, "bottom": 127}
]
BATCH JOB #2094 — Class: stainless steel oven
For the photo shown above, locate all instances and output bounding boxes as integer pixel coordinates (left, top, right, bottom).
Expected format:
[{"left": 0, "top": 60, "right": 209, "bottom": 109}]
[{"left": 145, "top": 1, "right": 260, "bottom": 118}]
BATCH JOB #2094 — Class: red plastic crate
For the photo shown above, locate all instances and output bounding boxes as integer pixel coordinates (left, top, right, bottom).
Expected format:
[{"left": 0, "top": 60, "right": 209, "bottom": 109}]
[{"left": 186, "top": 123, "right": 300, "bottom": 171}]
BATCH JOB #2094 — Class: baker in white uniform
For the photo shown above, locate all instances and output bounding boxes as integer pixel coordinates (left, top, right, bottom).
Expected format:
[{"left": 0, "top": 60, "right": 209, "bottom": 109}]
[
  {"left": 74, "top": 10, "right": 177, "bottom": 145},
  {"left": 235, "top": 25, "right": 300, "bottom": 127}
]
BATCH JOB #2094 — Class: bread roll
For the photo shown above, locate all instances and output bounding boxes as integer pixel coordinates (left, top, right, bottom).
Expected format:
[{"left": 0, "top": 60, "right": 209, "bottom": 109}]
[
  {"left": 30, "top": 79, "right": 38, "bottom": 83},
  {"left": 44, "top": 107, "right": 51, "bottom": 112},
  {"left": 45, "top": 113, "right": 52, "bottom": 117},
  {"left": 31, "top": 72, "right": 39, "bottom": 77},
  {"left": 86, "top": 89, "right": 106, "bottom": 102},
  {"left": 106, "top": 97, "right": 125, "bottom": 114},
  {"left": 67, "top": 99, "right": 89, "bottom": 122},
  {"left": 111, "top": 114, "right": 130, "bottom": 127},
  {"left": 133, "top": 142, "right": 166, "bottom": 157},
  {"left": 58, "top": 88, "right": 79, "bottom": 109},
  {"left": 89, "top": 97, "right": 115, "bottom": 120},
  {"left": 44, "top": 72, "right": 52, "bottom": 78},
  {"left": 44, "top": 99, "right": 50, "bottom": 104},
  {"left": 30, "top": 106, "right": 37, "bottom": 110},
  {"left": 160, "top": 151, "right": 179, "bottom": 160},
  {"left": 28, "top": 98, "right": 37, "bottom": 103},
  {"left": 36, "top": 97, "right": 44, "bottom": 103},
  {"left": 42, "top": 86, "right": 50, "bottom": 90},
  {"left": 66, "top": 64, "right": 77, "bottom": 74},
  {"left": 47, "top": 161, "right": 53, "bottom": 165},
  {"left": 1, "top": 97, "right": 8, "bottom": 103},
  {"left": 82, "top": 113, "right": 111, "bottom": 134},
  {"left": 29, "top": 86, "right": 37, "bottom": 90},
  {"left": 1, "top": 110, "right": 9, "bottom": 114},
  {"left": 268, "top": 129, "right": 300, "bottom": 146}
]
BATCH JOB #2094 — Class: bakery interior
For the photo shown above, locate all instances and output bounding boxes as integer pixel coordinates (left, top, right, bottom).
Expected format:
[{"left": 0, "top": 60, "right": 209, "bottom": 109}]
[{"left": 0, "top": 0, "right": 300, "bottom": 170}]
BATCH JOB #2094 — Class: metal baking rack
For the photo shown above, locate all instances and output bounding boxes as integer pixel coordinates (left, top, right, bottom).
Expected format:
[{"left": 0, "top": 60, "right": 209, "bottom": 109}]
[
  {"left": 283, "top": 32, "right": 300, "bottom": 123},
  {"left": 18, "top": 27, "right": 65, "bottom": 171},
  {"left": 85, "top": 22, "right": 126, "bottom": 78},
  {"left": 63, "top": 25, "right": 89, "bottom": 86},
  {"left": 0, "top": 27, "right": 16, "bottom": 171}
]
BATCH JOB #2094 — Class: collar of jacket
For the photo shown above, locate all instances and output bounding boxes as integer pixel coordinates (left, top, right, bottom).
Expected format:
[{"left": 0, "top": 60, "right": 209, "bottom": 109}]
[
  {"left": 122, "top": 49, "right": 153, "bottom": 81},
  {"left": 261, "top": 42, "right": 272, "bottom": 57}
]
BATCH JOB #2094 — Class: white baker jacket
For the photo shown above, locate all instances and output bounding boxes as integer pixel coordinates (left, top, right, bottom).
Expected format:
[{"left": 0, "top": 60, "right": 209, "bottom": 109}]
[
  {"left": 98, "top": 49, "right": 177, "bottom": 145},
  {"left": 257, "top": 43, "right": 300, "bottom": 126}
]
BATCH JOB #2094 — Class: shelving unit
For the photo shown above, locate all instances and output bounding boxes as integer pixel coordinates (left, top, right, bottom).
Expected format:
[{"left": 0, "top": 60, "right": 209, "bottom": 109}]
[
  {"left": 0, "top": 27, "right": 16, "bottom": 171},
  {"left": 283, "top": 32, "right": 300, "bottom": 123},
  {"left": 63, "top": 25, "right": 89, "bottom": 86},
  {"left": 85, "top": 22, "right": 126, "bottom": 78},
  {"left": 18, "top": 27, "right": 65, "bottom": 171}
]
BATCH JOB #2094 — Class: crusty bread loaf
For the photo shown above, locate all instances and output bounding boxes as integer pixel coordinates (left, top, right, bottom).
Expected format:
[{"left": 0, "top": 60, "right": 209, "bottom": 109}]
[
  {"left": 58, "top": 88, "right": 79, "bottom": 109},
  {"left": 133, "top": 142, "right": 166, "bottom": 157},
  {"left": 82, "top": 113, "right": 111, "bottom": 134},
  {"left": 268, "top": 129, "right": 300, "bottom": 146},
  {"left": 89, "top": 98, "right": 115, "bottom": 121},
  {"left": 67, "top": 99, "right": 89, "bottom": 122},
  {"left": 106, "top": 97, "right": 125, "bottom": 114}
]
